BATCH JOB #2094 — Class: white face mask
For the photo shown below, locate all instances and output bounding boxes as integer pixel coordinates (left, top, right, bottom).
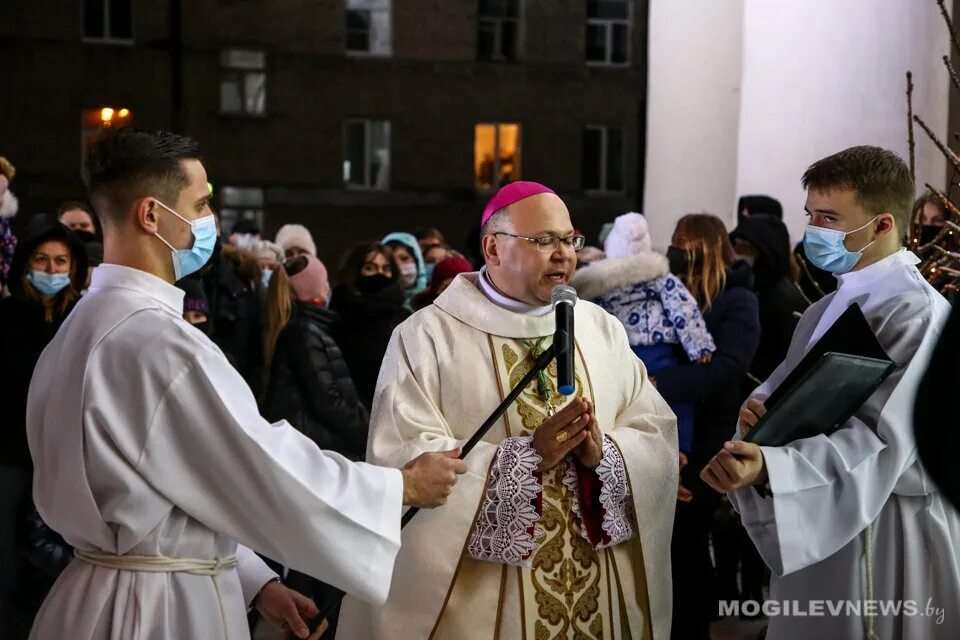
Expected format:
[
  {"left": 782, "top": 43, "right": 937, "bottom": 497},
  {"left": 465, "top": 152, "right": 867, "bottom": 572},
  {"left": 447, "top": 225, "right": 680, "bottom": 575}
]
[{"left": 399, "top": 263, "right": 418, "bottom": 288}]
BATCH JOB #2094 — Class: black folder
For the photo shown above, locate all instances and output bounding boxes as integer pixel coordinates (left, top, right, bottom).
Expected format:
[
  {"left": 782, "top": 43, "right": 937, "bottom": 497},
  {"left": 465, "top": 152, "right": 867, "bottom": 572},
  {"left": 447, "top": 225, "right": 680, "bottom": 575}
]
[{"left": 744, "top": 304, "right": 898, "bottom": 447}]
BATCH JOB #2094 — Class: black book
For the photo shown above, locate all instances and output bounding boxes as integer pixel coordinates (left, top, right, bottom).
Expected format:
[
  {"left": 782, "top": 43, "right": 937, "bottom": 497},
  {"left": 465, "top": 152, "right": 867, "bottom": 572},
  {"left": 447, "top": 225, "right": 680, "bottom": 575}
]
[{"left": 744, "top": 304, "right": 897, "bottom": 447}]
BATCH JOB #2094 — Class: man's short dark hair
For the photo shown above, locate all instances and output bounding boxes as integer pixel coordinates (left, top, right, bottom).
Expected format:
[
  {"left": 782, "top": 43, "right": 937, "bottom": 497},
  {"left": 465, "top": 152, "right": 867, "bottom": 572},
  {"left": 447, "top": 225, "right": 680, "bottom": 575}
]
[
  {"left": 56, "top": 200, "right": 95, "bottom": 218},
  {"left": 801, "top": 146, "right": 914, "bottom": 242},
  {"left": 85, "top": 127, "right": 201, "bottom": 228}
]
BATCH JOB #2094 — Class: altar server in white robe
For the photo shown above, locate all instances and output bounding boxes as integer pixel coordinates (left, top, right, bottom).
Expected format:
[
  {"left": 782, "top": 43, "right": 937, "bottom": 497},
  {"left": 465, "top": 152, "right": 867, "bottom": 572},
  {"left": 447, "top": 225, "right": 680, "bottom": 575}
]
[
  {"left": 701, "top": 146, "right": 960, "bottom": 639},
  {"left": 26, "top": 128, "right": 465, "bottom": 640},
  {"left": 338, "top": 181, "right": 679, "bottom": 640}
]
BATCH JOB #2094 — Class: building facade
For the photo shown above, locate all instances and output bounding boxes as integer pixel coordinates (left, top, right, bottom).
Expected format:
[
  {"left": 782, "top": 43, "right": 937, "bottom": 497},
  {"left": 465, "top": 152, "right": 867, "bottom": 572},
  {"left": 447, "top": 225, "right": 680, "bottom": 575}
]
[{"left": 2, "top": 0, "right": 649, "bottom": 265}]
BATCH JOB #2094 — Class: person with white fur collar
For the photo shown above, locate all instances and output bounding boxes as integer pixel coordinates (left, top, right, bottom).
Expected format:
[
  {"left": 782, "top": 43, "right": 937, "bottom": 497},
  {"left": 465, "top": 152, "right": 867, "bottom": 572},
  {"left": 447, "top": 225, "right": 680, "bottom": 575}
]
[
  {"left": 0, "top": 156, "right": 19, "bottom": 295},
  {"left": 572, "top": 212, "right": 715, "bottom": 455}
]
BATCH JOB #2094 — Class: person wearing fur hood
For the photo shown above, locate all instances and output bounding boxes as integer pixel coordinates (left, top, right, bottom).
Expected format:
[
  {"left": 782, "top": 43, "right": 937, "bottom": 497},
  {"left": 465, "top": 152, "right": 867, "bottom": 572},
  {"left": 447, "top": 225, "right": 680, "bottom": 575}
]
[
  {"left": 571, "top": 212, "right": 715, "bottom": 453},
  {"left": 0, "top": 157, "right": 19, "bottom": 293}
]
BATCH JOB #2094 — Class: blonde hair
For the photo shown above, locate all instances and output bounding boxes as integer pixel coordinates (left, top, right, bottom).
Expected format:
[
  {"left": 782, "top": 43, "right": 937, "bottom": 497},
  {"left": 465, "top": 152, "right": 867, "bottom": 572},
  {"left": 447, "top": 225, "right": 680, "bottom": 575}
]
[
  {"left": 675, "top": 214, "right": 735, "bottom": 313},
  {"left": 0, "top": 157, "right": 15, "bottom": 181},
  {"left": 263, "top": 255, "right": 310, "bottom": 381}
]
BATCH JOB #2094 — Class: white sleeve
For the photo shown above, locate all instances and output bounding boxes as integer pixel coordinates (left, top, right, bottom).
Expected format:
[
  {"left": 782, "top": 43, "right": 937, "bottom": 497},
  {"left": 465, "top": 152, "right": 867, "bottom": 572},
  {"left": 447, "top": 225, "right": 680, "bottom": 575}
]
[
  {"left": 236, "top": 545, "right": 279, "bottom": 608},
  {"left": 729, "top": 315, "right": 938, "bottom": 576},
  {"left": 135, "top": 353, "right": 403, "bottom": 605}
]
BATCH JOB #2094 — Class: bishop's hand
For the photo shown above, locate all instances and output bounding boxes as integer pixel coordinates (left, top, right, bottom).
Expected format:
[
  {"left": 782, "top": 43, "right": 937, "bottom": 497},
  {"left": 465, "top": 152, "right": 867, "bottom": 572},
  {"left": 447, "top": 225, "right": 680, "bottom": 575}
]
[
  {"left": 531, "top": 399, "right": 592, "bottom": 472},
  {"left": 572, "top": 400, "right": 602, "bottom": 469}
]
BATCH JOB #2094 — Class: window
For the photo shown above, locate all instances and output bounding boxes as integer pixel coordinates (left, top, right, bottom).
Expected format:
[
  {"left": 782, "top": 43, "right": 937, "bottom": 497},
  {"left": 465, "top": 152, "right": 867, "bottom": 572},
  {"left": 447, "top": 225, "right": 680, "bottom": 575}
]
[
  {"left": 346, "top": 0, "right": 392, "bottom": 56},
  {"left": 220, "top": 49, "right": 266, "bottom": 116},
  {"left": 474, "top": 123, "right": 521, "bottom": 190},
  {"left": 585, "top": 0, "right": 630, "bottom": 65},
  {"left": 218, "top": 187, "right": 265, "bottom": 233},
  {"left": 478, "top": 0, "right": 519, "bottom": 62},
  {"left": 343, "top": 120, "right": 391, "bottom": 190},
  {"left": 83, "top": 0, "right": 133, "bottom": 42},
  {"left": 81, "top": 107, "right": 133, "bottom": 178},
  {"left": 583, "top": 126, "right": 625, "bottom": 193}
]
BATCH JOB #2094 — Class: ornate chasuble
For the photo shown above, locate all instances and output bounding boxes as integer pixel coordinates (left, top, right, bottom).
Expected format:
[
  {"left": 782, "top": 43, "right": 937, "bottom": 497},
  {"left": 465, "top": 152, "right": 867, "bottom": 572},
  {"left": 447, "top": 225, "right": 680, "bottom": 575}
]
[{"left": 449, "top": 334, "right": 654, "bottom": 640}]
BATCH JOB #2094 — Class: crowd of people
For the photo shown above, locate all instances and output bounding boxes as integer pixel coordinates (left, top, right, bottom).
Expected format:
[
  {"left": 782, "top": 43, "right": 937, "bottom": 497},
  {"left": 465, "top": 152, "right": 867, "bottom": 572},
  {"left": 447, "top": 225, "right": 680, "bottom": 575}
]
[{"left": 0, "top": 135, "right": 957, "bottom": 640}]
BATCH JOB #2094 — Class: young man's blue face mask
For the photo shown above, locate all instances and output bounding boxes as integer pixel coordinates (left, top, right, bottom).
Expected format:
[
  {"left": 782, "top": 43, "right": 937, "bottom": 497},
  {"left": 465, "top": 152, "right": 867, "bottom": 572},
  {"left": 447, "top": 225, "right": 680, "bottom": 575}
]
[
  {"left": 803, "top": 216, "right": 879, "bottom": 274},
  {"left": 153, "top": 200, "right": 217, "bottom": 280}
]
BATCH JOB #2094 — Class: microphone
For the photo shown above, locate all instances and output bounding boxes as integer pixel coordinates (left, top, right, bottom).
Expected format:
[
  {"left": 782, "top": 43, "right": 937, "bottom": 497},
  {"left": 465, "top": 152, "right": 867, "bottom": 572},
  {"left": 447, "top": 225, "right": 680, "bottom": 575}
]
[{"left": 551, "top": 285, "right": 578, "bottom": 395}]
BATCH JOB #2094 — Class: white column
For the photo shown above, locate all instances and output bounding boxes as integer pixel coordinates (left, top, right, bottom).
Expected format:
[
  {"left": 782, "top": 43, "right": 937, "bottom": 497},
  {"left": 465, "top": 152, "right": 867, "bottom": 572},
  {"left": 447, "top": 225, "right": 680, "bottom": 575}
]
[
  {"left": 735, "top": 0, "right": 950, "bottom": 243},
  {"left": 643, "top": 0, "right": 746, "bottom": 249}
]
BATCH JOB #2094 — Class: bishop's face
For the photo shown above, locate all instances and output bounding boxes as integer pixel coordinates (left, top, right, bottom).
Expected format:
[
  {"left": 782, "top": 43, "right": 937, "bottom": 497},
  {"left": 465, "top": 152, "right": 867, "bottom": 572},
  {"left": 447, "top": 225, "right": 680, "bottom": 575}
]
[{"left": 483, "top": 193, "right": 578, "bottom": 305}]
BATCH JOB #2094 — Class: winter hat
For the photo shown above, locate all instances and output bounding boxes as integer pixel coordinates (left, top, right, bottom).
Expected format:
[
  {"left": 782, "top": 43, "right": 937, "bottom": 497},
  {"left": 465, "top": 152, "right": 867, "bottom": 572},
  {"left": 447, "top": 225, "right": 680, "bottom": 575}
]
[
  {"left": 738, "top": 195, "right": 783, "bottom": 221},
  {"left": 177, "top": 277, "right": 208, "bottom": 314},
  {"left": 481, "top": 181, "right": 556, "bottom": 227},
  {"left": 275, "top": 224, "right": 317, "bottom": 257},
  {"left": 603, "top": 212, "right": 652, "bottom": 258},
  {"left": 382, "top": 231, "right": 427, "bottom": 293},
  {"left": 289, "top": 254, "right": 330, "bottom": 302},
  {"left": 430, "top": 256, "right": 473, "bottom": 293}
]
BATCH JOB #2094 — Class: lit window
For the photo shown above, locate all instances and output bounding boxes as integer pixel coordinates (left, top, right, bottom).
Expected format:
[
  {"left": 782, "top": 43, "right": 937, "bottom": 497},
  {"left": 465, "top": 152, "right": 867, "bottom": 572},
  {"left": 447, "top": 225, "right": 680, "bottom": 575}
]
[
  {"left": 343, "top": 120, "right": 391, "bottom": 190},
  {"left": 220, "top": 50, "right": 266, "bottom": 116},
  {"left": 478, "top": 0, "right": 519, "bottom": 62},
  {"left": 474, "top": 123, "right": 521, "bottom": 190},
  {"left": 583, "top": 126, "right": 625, "bottom": 193},
  {"left": 83, "top": 0, "right": 133, "bottom": 43},
  {"left": 81, "top": 107, "right": 133, "bottom": 178},
  {"left": 218, "top": 187, "right": 265, "bottom": 233},
  {"left": 586, "top": 0, "right": 631, "bottom": 65},
  {"left": 346, "top": 0, "right": 392, "bottom": 56}
]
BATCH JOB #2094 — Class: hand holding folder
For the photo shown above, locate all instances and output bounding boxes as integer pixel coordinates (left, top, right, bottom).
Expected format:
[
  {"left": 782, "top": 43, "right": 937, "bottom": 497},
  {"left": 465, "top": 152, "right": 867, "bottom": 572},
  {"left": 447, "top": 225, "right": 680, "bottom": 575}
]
[
  {"left": 702, "top": 304, "right": 898, "bottom": 494},
  {"left": 743, "top": 304, "right": 897, "bottom": 448}
]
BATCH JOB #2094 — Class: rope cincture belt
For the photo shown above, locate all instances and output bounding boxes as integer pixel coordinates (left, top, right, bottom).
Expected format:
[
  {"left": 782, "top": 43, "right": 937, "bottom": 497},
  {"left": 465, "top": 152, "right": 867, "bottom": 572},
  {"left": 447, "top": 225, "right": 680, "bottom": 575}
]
[
  {"left": 74, "top": 549, "right": 238, "bottom": 575},
  {"left": 74, "top": 549, "right": 239, "bottom": 639}
]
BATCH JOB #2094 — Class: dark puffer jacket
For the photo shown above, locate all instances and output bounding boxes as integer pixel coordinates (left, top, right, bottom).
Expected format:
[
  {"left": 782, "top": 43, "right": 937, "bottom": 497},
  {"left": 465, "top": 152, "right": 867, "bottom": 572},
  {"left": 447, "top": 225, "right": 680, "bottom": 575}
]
[
  {"left": 731, "top": 215, "right": 809, "bottom": 382},
  {"left": 655, "top": 261, "right": 761, "bottom": 467},
  {"left": 261, "top": 302, "right": 369, "bottom": 461}
]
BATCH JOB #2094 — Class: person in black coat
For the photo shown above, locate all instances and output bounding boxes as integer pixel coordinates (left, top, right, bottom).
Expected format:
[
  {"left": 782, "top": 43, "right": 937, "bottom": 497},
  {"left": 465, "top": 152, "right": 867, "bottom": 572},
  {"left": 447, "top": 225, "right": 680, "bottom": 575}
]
[
  {"left": 731, "top": 214, "right": 810, "bottom": 384},
  {"left": 261, "top": 254, "right": 368, "bottom": 461},
  {"left": 258, "top": 253, "right": 369, "bottom": 636},
  {"left": 328, "top": 242, "right": 410, "bottom": 410},
  {"left": 0, "top": 217, "right": 88, "bottom": 637},
  {"left": 653, "top": 214, "right": 761, "bottom": 640},
  {"left": 915, "top": 301, "right": 960, "bottom": 510}
]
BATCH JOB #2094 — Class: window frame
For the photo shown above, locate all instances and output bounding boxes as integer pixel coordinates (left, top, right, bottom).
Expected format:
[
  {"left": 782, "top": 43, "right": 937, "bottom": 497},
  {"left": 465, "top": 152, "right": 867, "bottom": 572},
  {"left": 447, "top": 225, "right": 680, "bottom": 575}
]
[
  {"left": 477, "top": 0, "right": 522, "bottom": 63},
  {"left": 82, "top": 0, "right": 135, "bottom": 45},
  {"left": 218, "top": 186, "right": 266, "bottom": 233},
  {"left": 583, "top": 124, "right": 626, "bottom": 195},
  {"left": 342, "top": 119, "right": 392, "bottom": 191},
  {"left": 474, "top": 122, "right": 523, "bottom": 191},
  {"left": 219, "top": 49, "right": 268, "bottom": 117},
  {"left": 345, "top": 0, "right": 393, "bottom": 57},
  {"left": 585, "top": 0, "right": 632, "bottom": 67}
]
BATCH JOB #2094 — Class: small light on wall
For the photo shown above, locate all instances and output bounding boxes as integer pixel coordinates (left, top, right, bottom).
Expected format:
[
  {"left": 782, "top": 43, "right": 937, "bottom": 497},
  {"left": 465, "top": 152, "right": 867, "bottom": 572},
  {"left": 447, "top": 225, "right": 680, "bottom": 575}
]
[{"left": 100, "top": 107, "right": 115, "bottom": 123}]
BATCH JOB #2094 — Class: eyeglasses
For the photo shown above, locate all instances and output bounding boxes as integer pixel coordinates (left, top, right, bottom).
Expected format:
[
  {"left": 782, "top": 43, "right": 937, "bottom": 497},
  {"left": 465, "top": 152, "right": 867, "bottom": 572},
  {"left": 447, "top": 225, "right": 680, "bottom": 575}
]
[{"left": 493, "top": 232, "right": 585, "bottom": 253}]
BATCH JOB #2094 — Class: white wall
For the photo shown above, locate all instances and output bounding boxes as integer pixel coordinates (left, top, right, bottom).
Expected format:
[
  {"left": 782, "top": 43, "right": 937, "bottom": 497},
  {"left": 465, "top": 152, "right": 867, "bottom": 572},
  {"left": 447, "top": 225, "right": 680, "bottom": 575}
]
[
  {"left": 643, "top": 0, "right": 745, "bottom": 249},
  {"left": 643, "top": 0, "right": 950, "bottom": 248},
  {"left": 736, "top": 0, "right": 950, "bottom": 243}
]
